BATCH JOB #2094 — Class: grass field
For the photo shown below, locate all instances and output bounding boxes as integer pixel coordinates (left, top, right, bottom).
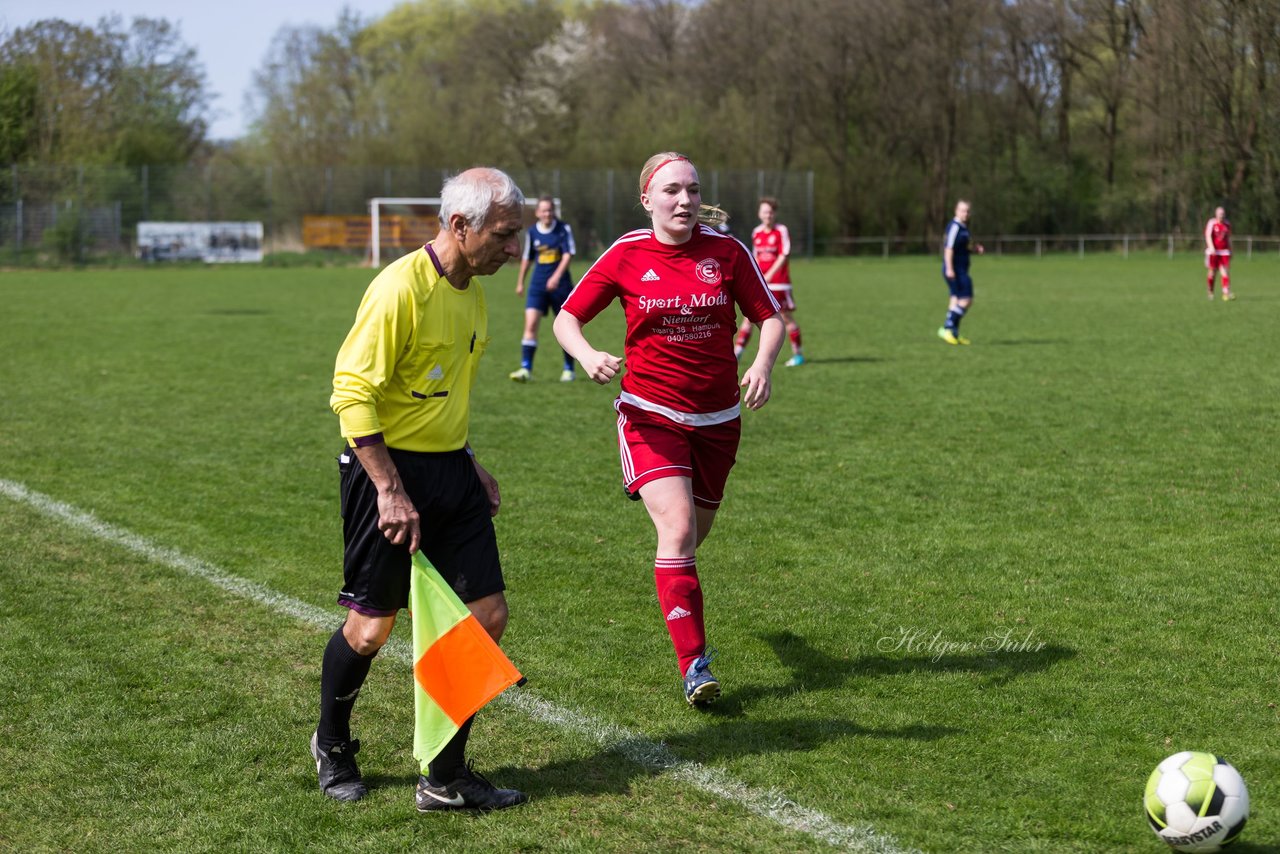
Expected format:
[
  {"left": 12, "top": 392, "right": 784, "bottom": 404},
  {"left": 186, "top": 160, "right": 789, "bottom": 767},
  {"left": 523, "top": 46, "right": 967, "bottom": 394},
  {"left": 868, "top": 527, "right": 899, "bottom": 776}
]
[{"left": 2, "top": 251, "right": 1278, "bottom": 853}]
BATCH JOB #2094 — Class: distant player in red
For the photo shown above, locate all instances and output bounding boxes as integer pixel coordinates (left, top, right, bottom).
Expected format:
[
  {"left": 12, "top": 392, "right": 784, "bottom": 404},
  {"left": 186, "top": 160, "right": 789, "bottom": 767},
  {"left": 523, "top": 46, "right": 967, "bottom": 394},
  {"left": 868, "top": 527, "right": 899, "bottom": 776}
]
[
  {"left": 554, "top": 151, "right": 783, "bottom": 707},
  {"left": 1205, "top": 206, "right": 1235, "bottom": 301},
  {"left": 735, "top": 197, "right": 804, "bottom": 365}
]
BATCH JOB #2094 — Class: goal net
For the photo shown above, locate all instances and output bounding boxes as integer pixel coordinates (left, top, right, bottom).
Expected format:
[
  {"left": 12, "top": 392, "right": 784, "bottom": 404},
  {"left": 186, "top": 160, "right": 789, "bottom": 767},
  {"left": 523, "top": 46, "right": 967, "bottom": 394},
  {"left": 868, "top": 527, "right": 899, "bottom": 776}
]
[{"left": 368, "top": 196, "right": 555, "bottom": 267}]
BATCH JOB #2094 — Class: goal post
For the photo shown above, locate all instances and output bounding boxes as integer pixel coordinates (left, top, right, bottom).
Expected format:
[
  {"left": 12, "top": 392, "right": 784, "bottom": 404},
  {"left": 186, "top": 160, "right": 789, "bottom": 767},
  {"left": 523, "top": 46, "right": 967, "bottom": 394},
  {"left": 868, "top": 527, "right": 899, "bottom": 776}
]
[
  {"left": 368, "top": 196, "right": 558, "bottom": 268},
  {"left": 368, "top": 197, "right": 439, "bottom": 269}
]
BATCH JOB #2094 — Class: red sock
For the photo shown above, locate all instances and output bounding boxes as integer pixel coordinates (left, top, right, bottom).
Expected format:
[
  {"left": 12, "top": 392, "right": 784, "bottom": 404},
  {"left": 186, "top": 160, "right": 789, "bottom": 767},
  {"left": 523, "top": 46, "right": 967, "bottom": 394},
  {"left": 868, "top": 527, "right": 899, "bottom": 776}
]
[
  {"left": 654, "top": 557, "right": 705, "bottom": 675},
  {"left": 1207, "top": 274, "right": 1215, "bottom": 293},
  {"left": 1222, "top": 274, "right": 1230, "bottom": 292},
  {"left": 789, "top": 327, "right": 802, "bottom": 349},
  {"left": 735, "top": 326, "right": 752, "bottom": 349}
]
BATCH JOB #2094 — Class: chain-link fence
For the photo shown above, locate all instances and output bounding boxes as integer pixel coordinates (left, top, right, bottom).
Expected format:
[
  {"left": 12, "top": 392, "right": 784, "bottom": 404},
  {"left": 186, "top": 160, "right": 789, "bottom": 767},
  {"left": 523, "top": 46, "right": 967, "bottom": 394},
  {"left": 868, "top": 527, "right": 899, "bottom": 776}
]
[
  {"left": 0, "top": 163, "right": 817, "bottom": 264},
  {"left": 819, "top": 233, "right": 1280, "bottom": 258},
  {"left": 0, "top": 199, "right": 126, "bottom": 262}
]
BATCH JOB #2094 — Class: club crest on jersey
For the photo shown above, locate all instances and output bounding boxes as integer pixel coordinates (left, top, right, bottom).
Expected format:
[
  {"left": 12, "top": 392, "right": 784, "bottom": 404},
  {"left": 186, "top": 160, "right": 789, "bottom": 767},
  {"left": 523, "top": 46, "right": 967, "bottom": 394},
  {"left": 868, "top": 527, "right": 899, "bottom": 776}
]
[{"left": 694, "top": 258, "right": 722, "bottom": 285}]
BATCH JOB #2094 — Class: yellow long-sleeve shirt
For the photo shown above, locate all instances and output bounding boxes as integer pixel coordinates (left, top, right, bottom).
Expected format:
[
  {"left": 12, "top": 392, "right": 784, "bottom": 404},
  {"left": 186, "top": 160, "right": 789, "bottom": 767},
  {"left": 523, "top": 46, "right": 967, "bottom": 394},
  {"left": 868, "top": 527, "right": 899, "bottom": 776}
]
[{"left": 331, "top": 245, "right": 490, "bottom": 451}]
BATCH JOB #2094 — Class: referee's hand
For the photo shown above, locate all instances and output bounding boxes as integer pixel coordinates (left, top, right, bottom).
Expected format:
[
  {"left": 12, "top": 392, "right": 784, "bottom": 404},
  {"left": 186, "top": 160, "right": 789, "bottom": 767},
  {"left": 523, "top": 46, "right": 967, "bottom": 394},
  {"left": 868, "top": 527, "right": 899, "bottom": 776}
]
[
  {"left": 472, "top": 460, "right": 501, "bottom": 517},
  {"left": 377, "top": 489, "right": 421, "bottom": 553}
]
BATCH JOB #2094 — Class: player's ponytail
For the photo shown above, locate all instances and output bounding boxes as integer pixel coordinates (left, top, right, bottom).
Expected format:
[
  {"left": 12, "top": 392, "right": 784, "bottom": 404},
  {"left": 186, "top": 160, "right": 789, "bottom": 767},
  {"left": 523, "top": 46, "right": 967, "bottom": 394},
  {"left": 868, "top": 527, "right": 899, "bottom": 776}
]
[{"left": 696, "top": 205, "right": 729, "bottom": 227}]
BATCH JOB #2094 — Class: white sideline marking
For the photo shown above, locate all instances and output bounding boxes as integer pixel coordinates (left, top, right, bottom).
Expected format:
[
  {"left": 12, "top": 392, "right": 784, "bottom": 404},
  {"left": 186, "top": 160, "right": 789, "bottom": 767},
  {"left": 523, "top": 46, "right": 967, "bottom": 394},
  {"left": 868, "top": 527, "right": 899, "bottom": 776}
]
[{"left": 0, "top": 478, "right": 917, "bottom": 854}]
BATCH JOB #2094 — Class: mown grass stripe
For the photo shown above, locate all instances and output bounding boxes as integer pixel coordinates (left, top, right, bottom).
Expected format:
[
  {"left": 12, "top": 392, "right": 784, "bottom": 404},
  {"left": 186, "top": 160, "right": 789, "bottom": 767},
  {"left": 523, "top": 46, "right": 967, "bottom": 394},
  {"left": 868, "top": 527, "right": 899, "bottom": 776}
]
[{"left": 0, "top": 477, "right": 917, "bottom": 854}]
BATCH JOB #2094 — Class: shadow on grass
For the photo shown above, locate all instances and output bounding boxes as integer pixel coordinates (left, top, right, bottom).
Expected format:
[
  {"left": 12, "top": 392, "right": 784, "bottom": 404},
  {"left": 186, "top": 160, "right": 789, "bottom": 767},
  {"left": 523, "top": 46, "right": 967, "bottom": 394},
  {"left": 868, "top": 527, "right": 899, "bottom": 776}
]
[
  {"left": 368, "top": 629, "right": 1063, "bottom": 803},
  {"left": 362, "top": 771, "right": 420, "bottom": 790},
  {"left": 661, "top": 715, "right": 957, "bottom": 758},
  {"left": 487, "top": 713, "right": 956, "bottom": 802},
  {"left": 726, "top": 630, "right": 1078, "bottom": 710},
  {"left": 486, "top": 751, "right": 644, "bottom": 800},
  {"left": 334, "top": 631, "right": 1076, "bottom": 804}
]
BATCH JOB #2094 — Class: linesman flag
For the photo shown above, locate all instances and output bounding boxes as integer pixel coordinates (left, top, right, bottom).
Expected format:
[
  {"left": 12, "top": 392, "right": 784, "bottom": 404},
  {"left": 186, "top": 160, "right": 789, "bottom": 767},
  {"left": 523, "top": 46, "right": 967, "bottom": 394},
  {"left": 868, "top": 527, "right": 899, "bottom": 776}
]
[{"left": 410, "top": 551, "right": 524, "bottom": 771}]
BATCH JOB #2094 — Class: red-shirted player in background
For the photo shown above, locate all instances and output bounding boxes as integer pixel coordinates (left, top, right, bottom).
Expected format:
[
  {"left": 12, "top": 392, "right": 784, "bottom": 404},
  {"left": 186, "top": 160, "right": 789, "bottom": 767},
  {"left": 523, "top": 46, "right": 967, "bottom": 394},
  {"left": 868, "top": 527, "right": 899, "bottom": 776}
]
[
  {"left": 735, "top": 197, "right": 804, "bottom": 365},
  {"left": 554, "top": 152, "right": 784, "bottom": 708},
  {"left": 1205, "top": 206, "right": 1235, "bottom": 301}
]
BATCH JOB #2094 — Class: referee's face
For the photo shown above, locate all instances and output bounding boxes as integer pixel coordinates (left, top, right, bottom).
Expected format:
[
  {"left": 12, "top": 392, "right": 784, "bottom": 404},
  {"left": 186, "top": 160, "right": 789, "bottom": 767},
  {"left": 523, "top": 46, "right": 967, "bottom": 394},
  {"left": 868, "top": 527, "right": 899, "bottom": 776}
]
[{"left": 465, "top": 204, "right": 524, "bottom": 276}]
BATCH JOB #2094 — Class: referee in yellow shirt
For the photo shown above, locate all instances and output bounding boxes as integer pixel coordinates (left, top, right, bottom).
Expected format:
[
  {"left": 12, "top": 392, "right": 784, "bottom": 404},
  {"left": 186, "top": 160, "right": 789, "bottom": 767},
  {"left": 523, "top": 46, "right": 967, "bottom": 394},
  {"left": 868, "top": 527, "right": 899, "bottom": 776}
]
[{"left": 312, "top": 168, "right": 528, "bottom": 812}]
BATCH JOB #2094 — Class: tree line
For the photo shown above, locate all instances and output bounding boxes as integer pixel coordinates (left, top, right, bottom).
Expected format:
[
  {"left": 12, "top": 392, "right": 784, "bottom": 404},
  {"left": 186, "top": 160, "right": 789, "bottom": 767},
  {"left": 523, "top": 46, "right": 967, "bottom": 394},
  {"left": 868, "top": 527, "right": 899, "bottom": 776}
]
[
  {"left": 0, "top": 16, "right": 208, "bottom": 167},
  {"left": 4, "top": 1, "right": 1279, "bottom": 242}
]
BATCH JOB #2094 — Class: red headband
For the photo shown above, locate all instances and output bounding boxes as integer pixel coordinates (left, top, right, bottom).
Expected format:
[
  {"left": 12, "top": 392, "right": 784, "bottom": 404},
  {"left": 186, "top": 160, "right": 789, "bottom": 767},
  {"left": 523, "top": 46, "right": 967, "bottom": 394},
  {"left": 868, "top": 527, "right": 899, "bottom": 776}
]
[{"left": 642, "top": 156, "right": 689, "bottom": 195}]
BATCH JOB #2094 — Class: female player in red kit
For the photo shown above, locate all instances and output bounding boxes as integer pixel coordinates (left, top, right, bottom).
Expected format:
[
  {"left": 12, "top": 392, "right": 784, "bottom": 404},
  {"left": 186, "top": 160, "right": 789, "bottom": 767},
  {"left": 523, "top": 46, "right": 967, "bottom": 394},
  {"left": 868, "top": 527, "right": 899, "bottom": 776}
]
[
  {"left": 554, "top": 152, "right": 784, "bottom": 707},
  {"left": 735, "top": 197, "right": 804, "bottom": 365},
  {"left": 1204, "top": 206, "right": 1234, "bottom": 301}
]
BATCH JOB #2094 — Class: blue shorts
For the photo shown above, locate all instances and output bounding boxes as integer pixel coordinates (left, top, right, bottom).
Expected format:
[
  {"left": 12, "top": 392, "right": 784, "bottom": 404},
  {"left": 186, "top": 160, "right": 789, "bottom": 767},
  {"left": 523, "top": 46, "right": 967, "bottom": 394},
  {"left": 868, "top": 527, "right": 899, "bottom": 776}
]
[
  {"left": 526, "top": 282, "right": 571, "bottom": 315},
  {"left": 944, "top": 272, "right": 973, "bottom": 299}
]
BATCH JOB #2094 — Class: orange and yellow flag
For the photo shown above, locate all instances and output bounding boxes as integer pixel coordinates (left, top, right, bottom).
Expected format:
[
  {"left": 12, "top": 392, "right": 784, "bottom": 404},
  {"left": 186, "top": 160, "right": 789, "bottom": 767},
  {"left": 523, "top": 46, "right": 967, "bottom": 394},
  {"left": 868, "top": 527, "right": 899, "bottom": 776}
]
[{"left": 410, "top": 551, "right": 523, "bottom": 772}]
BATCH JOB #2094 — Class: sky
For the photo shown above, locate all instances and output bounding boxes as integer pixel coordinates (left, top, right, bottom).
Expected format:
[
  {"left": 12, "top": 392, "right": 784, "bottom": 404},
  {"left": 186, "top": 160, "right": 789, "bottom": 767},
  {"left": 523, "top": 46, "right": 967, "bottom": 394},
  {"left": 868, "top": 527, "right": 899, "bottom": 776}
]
[{"left": 0, "top": 0, "right": 403, "bottom": 140}]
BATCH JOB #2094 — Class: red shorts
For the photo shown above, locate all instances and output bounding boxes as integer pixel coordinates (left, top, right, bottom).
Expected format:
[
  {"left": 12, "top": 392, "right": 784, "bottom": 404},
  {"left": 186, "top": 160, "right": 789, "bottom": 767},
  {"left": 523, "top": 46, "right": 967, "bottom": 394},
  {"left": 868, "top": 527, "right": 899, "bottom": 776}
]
[
  {"left": 769, "top": 285, "right": 796, "bottom": 312},
  {"left": 1207, "top": 253, "right": 1231, "bottom": 271},
  {"left": 614, "top": 401, "right": 741, "bottom": 508}
]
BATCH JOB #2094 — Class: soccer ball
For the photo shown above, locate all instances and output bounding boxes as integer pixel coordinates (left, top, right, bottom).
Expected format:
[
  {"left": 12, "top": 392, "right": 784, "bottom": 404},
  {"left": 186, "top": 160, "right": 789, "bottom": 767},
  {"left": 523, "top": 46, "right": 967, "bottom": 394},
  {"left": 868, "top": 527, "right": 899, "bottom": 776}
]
[{"left": 1144, "top": 751, "right": 1249, "bottom": 852}]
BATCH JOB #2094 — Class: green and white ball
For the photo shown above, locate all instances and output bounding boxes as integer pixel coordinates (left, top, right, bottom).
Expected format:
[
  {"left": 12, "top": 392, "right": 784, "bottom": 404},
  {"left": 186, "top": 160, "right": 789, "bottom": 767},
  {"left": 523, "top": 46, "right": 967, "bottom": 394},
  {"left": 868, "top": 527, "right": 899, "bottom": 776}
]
[{"left": 1144, "top": 751, "right": 1248, "bottom": 852}]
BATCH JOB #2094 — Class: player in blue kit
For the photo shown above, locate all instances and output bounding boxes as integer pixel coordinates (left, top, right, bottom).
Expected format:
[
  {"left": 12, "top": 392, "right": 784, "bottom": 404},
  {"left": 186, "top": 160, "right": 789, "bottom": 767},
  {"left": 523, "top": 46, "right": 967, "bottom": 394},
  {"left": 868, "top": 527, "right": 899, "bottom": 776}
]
[
  {"left": 938, "top": 199, "right": 983, "bottom": 346},
  {"left": 510, "top": 196, "right": 578, "bottom": 382}
]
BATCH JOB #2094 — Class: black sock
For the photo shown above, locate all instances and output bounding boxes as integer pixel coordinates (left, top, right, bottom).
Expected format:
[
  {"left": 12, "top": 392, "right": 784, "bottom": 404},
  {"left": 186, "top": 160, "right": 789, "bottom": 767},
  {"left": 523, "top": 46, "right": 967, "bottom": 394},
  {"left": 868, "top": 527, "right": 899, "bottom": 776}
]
[
  {"left": 317, "top": 626, "right": 377, "bottom": 751},
  {"left": 427, "top": 716, "right": 475, "bottom": 785}
]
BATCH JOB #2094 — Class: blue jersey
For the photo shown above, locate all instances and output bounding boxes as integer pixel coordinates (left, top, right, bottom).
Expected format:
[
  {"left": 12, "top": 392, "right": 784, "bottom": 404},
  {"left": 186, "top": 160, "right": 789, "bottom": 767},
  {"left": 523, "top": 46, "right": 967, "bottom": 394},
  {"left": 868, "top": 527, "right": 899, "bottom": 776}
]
[
  {"left": 942, "top": 218, "right": 972, "bottom": 274},
  {"left": 524, "top": 220, "right": 576, "bottom": 288}
]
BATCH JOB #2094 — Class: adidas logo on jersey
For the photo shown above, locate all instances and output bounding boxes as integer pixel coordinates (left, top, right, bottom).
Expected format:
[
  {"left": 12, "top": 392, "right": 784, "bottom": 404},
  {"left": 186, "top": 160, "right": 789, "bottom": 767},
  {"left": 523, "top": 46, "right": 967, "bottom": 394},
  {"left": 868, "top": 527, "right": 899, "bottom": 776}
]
[
  {"left": 641, "top": 268, "right": 661, "bottom": 282},
  {"left": 427, "top": 365, "right": 444, "bottom": 380},
  {"left": 666, "top": 605, "right": 692, "bottom": 621}
]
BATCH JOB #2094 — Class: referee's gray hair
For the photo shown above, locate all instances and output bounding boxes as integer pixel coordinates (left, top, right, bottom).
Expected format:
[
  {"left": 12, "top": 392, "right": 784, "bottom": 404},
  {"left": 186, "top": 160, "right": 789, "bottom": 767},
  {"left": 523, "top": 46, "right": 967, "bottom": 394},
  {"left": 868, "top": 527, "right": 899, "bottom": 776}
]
[{"left": 439, "top": 168, "right": 525, "bottom": 230}]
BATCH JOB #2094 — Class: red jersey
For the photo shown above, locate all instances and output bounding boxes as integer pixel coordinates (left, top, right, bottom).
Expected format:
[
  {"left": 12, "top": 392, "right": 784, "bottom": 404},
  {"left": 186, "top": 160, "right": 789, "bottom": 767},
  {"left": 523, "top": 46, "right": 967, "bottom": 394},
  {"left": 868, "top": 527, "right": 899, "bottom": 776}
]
[
  {"left": 563, "top": 224, "right": 780, "bottom": 420},
  {"left": 752, "top": 223, "right": 792, "bottom": 285},
  {"left": 1206, "top": 218, "right": 1232, "bottom": 255}
]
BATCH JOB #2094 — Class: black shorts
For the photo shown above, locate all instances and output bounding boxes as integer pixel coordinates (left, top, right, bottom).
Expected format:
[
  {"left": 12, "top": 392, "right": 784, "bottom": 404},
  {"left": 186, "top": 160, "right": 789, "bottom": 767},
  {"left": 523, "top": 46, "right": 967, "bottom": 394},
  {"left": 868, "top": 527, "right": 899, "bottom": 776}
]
[{"left": 337, "top": 446, "right": 504, "bottom": 615}]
